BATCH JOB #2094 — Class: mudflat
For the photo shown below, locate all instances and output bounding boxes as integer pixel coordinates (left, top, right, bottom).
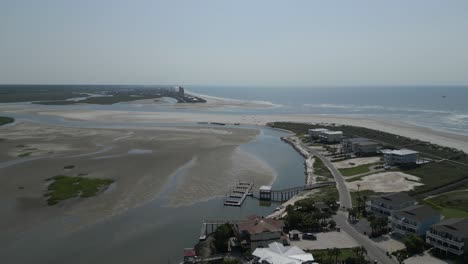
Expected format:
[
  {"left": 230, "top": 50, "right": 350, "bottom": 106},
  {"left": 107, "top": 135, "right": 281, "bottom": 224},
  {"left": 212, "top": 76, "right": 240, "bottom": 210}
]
[{"left": 0, "top": 121, "right": 274, "bottom": 235}]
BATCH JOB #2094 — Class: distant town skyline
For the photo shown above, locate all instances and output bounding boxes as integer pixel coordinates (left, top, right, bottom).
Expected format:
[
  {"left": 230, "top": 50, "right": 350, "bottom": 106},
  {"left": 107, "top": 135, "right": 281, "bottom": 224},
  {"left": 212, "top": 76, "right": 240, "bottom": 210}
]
[{"left": 1, "top": 0, "right": 468, "bottom": 86}]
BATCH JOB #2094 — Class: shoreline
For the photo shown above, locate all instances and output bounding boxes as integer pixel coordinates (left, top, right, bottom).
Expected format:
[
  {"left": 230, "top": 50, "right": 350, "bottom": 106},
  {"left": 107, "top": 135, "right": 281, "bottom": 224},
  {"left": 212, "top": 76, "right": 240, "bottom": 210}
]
[{"left": 18, "top": 109, "right": 468, "bottom": 153}]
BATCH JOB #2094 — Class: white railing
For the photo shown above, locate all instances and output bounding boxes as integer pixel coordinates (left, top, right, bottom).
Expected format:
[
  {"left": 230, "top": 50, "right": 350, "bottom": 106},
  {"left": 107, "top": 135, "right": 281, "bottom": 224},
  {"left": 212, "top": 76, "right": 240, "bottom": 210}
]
[{"left": 426, "top": 232, "right": 464, "bottom": 247}]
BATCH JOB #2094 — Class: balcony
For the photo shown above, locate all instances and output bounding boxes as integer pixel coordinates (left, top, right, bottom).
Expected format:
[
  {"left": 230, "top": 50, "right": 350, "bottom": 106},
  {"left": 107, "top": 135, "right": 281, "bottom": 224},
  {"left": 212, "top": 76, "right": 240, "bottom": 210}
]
[
  {"left": 369, "top": 204, "right": 392, "bottom": 215},
  {"left": 426, "top": 239, "right": 464, "bottom": 256},
  {"left": 426, "top": 232, "right": 464, "bottom": 248},
  {"left": 390, "top": 218, "right": 418, "bottom": 230}
]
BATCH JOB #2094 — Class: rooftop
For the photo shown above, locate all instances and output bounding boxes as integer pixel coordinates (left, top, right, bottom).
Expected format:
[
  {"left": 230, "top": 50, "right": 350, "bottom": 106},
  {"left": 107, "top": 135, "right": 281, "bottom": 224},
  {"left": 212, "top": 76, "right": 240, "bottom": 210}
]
[
  {"left": 260, "top": 185, "right": 272, "bottom": 191},
  {"left": 309, "top": 128, "right": 329, "bottom": 132},
  {"left": 322, "top": 131, "right": 343, "bottom": 135},
  {"left": 393, "top": 205, "right": 440, "bottom": 222},
  {"left": 372, "top": 192, "right": 416, "bottom": 207},
  {"left": 253, "top": 242, "right": 315, "bottom": 264},
  {"left": 431, "top": 218, "right": 468, "bottom": 238},
  {"left": 237, "top": 216, "right": 284, "bottom": 235},
  {"left": 382, "top": 148, "right": 419, "bottom": 156}
]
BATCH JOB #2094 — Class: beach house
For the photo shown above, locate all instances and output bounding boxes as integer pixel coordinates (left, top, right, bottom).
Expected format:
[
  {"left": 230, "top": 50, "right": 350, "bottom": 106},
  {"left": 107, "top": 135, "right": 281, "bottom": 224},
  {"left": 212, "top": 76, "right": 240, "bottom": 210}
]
[
  {"left": 319, "top": 131, "right": 343, "bottom": 143},
  {"left": 382, "top": 149, "right": 419, "bottom": 165},
  {"left": 367, "top": 192, "right": 417, "bottom": 217},
  {"left": 390, "top": 205, "right": 441, "bottom": 236},
  {"left": 235, "top": 216, "right": 285, "bottom": 251},
  {"left": 342, "top": 137, "right": 380, "bottom": 156},
  {"left": 426, "top": 218, "right": 468, "bottom": 257},
  {"left": 308, "top": 128, "right": 329, "bottom": 139},
  {"left": 252, "top": 242, "right": 316, "bottom": 264}
]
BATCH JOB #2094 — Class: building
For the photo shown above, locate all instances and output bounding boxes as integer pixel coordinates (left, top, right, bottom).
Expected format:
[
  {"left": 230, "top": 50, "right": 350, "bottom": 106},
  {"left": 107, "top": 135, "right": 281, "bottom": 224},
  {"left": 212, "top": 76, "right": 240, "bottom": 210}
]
[
  {"left": 319, "top": 131, "right": 343, "bottom": 143},
  {"left": 426, "top": 218, "right": 468, "bottom": 256},
  {"left": 367, "top": 192, "right": 417, "bottom": 217},
  {"left": 342, "top": 137, "right": 380, "bottom": 156},
  {"left": 390, "top": 205, "right": 441, "bottom": 236},
  {"left": 259, "top": 185, "right": 272, "bottom": 200},
  {"left": 308, "top": 128, "right": 329, "bottom": 138},
  {"left": 253, "top": 242, "right": 316, "bottom": 264},
  {"left": 235, "top": 216, "right": 285, "bottom": 251},
  {"left": 183, "top": 248, "right": 197, "bottom": 263},
  {"left": 382, "top": 149, "right": 419, "bottom": 165}
]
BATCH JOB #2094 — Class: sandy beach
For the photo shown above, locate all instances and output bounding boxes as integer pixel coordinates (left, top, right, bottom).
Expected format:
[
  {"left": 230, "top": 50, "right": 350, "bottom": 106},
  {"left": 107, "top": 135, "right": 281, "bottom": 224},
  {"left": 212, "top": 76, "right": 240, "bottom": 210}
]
[{"left": 4, "top": 105, "right": 464, "bottom": 152}]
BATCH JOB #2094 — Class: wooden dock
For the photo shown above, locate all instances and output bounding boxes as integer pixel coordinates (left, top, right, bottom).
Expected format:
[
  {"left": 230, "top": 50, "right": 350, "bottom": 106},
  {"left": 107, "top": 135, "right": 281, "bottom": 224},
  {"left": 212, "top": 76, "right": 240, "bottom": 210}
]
[
  {"left": 223, "top": 181, "right": 253, "bottom": 207},
  {"left": 255, "top": 182, "right": 335, "bottom": 202}
]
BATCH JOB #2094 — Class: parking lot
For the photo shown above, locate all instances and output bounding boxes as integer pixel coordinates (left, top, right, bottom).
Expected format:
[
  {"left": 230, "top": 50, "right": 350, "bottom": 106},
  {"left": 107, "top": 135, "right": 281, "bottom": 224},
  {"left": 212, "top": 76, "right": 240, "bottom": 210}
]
[{"left": 290, "top": 231, "right": 359, "bottom": 250}]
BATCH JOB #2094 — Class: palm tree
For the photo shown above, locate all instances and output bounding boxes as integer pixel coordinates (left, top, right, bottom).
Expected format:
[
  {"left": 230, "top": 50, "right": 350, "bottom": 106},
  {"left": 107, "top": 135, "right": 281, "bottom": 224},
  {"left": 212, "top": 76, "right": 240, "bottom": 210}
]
[
  {"left": 331, "top": 248, "right": 341, "bottom": 264},
  {"left": 353, "top": 246, "right": 367, "bottom": 264}
]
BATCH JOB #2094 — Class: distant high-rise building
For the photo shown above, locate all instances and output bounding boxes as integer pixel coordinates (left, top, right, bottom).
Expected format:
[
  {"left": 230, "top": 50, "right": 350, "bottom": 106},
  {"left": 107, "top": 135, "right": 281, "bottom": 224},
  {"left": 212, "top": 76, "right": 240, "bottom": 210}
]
[{"left": 178, "top": 86, "right": 184, "bottom": 96}]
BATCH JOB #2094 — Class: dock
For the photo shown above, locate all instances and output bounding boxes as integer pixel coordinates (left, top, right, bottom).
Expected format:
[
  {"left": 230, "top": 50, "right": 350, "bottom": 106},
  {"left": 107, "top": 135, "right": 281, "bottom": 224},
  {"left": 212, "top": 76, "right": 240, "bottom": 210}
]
[{"left": 223, "top": 181, "right": 253, "bottom": 207}]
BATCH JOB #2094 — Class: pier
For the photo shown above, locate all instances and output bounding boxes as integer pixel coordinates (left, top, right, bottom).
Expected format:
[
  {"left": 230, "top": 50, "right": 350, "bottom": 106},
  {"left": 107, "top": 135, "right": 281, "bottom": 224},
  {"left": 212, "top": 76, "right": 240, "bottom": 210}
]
[
  {"left": 223, "top": 181, "right": 253, "bottom": 207},
  {"left": 256, "top": 182, "right": 335, "bottom": 202}
]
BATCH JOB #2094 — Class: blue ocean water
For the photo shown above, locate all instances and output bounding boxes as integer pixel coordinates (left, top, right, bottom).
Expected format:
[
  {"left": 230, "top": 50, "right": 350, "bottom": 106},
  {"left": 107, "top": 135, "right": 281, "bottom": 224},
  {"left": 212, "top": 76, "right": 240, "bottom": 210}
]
[{"left": 186, "top": 85, "right": 468, "bottom": 135}]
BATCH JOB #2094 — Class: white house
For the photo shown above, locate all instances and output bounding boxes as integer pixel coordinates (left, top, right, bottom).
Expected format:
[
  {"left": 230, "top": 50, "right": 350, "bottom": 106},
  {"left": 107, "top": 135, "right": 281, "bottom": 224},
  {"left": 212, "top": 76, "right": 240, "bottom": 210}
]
[
  {"left": 382, "top": 149, "right": 419, "bottom": 165},
  {"left": 253, "top": 242, "right": 316, "bottom": 264},
  {"left": 308, "top": 128, "right": 329, "bottom": 138}
]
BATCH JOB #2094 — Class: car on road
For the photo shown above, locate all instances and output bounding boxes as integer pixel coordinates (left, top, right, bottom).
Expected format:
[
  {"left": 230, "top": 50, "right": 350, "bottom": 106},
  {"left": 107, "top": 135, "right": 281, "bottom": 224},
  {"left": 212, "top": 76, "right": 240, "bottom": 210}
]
[{"left": 302, "top": 233, "right": 317, "bottom": 240}]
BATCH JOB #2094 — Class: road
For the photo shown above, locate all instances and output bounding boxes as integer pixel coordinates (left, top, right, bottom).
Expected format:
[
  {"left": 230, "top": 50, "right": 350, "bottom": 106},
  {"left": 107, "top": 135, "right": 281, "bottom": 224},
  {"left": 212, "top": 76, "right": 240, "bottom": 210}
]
[
  {"left": 293, "top": 137, "right": 397, "bottom": 264},
  {"left": 305, "top": 144, "right": 352, "bottom": 209}
]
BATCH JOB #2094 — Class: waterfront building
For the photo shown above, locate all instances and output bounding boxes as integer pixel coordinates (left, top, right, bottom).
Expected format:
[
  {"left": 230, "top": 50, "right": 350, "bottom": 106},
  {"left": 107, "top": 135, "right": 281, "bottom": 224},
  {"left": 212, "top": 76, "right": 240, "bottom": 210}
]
[
  {"left": 308, "top": 128, "right": 329, "bottom": 138},
  {"left": 259, "top": 185, "right": 272, "bottom": 200},
  {"left": 367, "top": 192, "right": 416, "bottom": 217},
  {"left": 319, "top": 131, "right": 343, "bottom": 143},
  {"left": 252, "top": 242, "right": 316, "bottom": 264},
  {"left": 426, "top": 218, "right": 468, "bottom": 257},
  {"left": 235, "top": 216, "right": 285, "bottom": 251},
  {"left": 390, "top": 205, "right": 441, "bottom": 236},
  {"left": 382, "top": 149, "right": 419, "bottom": 165},
  {"left": 342, "top": 137, "right": 380, "bottom": 156}
]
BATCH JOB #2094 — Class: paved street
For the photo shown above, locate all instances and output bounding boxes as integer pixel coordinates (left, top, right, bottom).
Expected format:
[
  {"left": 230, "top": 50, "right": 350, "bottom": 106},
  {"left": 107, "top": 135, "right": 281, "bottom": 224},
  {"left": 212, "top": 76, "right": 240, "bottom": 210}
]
[{"left": 295, "top": 138, "right": 397, "bottom": 264}]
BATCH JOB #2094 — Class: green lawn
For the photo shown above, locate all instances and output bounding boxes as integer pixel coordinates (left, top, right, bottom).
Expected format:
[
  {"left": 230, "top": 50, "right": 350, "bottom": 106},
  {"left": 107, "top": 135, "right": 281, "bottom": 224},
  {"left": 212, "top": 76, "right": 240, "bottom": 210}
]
[
  {"left": 0, "top": 116, "right": 14, "bottom": 126},
  {"left": 421, "top": 190, "right": 468, "bottom": 218},
  {"left": 310, "top": 248, "right": 364, "bottom": 264},
  {"left": 314, "top": 158, "right": 333, "bottom": 178},
  {"left": 45, "top": 175, "right": 113, "bottom": 205},
  {"left": 307, "top": 185, "right": 339, "bottom": 202},
  {"left": 339, "top": 163, "right": 374, "bottom": 176}
]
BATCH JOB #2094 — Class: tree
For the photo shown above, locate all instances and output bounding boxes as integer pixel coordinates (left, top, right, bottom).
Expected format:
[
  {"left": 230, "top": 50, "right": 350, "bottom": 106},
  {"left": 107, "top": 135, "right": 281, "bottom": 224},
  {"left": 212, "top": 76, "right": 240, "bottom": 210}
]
[
  {"left": 329, "top": 219, "right": 337, "bottom": 229},
  {"left": 404, "top": 235, "right": 425, "bottom": 254},
  {"left": 213, "top": 223, "right": 234, "bottom": 253},
  {"left": 331, "top": 248, "right": 341, "bottom": 264},
  {"left": 353, "top": 246, "right": 367, "bottom": 264},
  {"left": 222, "top": 258, "right": 240, "bottom": 264}
]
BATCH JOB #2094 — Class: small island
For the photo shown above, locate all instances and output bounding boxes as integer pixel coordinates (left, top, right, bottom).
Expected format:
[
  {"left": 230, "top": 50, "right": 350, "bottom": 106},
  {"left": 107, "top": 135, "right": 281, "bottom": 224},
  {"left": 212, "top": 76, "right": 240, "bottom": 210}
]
[
  {"left": 0, "top": 116, "right": 14, "bottom": 126},
  {"left": 45, "top": 175, "right": 114, "bottom": 205}
]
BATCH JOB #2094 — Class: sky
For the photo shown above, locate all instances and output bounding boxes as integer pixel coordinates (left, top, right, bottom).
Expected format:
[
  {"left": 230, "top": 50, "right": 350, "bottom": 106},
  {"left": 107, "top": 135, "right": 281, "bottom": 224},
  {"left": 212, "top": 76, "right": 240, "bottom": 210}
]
[{"left": 1, "top": 0, "right": 468, "bottom": 86}]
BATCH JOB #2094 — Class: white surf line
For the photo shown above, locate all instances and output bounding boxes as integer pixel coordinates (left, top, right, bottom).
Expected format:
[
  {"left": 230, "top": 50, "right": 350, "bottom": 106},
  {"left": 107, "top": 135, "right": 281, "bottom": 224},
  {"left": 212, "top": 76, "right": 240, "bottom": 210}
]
[
  {"left": 112, "top": 132, "right": 134, "bottom": 142},
  {"left": 67, "top": 144, "right": 114, "bottom": 158},
  {"left": 0, "top": 155, "right": 54, "bottom": 169}
]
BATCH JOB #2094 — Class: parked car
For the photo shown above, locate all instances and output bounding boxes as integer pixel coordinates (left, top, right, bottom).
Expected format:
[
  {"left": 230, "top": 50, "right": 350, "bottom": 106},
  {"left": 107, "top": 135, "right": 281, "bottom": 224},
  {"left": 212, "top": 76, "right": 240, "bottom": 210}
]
[{"left": 302, "top": 233, "right": 317, "bottom": 240}]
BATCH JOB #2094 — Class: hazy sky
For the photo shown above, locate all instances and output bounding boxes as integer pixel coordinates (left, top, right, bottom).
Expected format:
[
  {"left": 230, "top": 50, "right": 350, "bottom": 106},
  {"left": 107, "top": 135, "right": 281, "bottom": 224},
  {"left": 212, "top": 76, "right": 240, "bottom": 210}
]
[{"left": 1, "top": 0, "right": 468, "bottom": 86}]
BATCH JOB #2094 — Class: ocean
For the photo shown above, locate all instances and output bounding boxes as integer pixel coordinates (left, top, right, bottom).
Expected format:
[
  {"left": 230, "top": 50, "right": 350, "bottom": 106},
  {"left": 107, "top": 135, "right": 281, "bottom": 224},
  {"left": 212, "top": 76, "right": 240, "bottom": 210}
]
[{"left": 186, "top": 85, "right": 468, "bottom": 136}]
